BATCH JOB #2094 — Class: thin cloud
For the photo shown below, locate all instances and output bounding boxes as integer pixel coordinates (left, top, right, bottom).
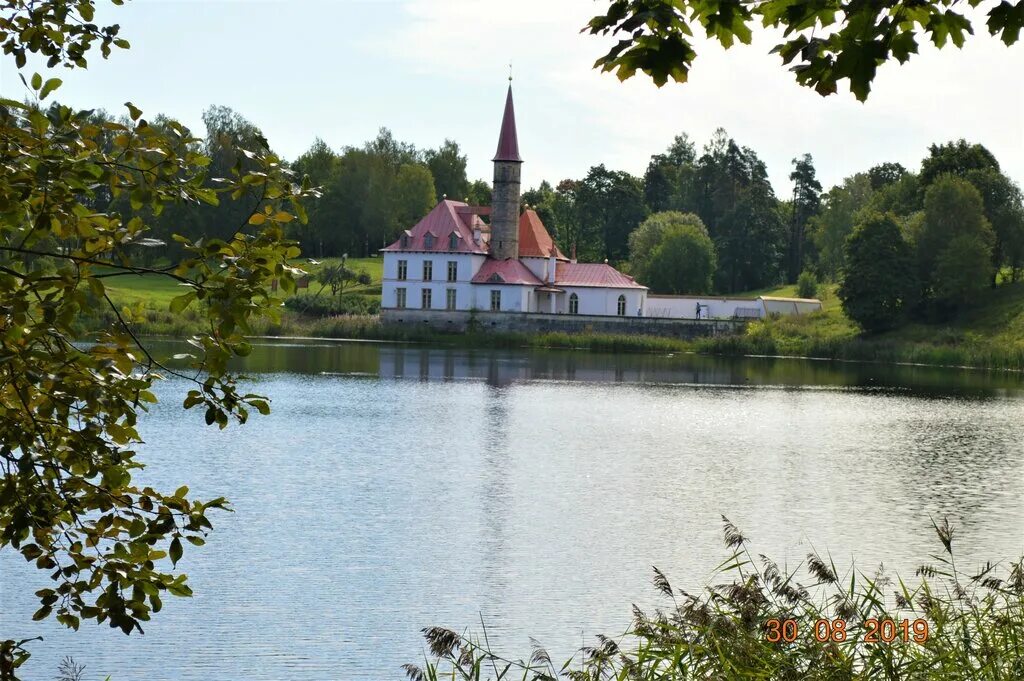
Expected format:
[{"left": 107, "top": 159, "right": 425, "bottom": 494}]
[{"left": 381, "top": 0, "right": 1023, "bottom": 194}]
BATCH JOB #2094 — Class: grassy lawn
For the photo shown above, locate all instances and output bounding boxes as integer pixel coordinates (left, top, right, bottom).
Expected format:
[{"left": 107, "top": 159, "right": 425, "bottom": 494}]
[
  {"left": 710, "top": 279, "right": 1024, "bottom": 368},
  {"left": 103, "top": 256, "right": 384, "bottom": 309},
  {"left": 735, "top": 281, "right": 842, "bottom": 311},
  {"left": 94, "top": 258, "right": 1024, "bottom": 370},
  {"left": 103, "top": 271, "right": 192, "bottom": 308}
]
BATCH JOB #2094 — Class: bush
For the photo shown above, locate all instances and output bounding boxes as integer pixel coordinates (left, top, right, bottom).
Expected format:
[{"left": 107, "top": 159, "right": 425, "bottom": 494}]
[
  {"left": 840, "top": 213, "right": 914, "bottom": 332},
  {"left": 412, "top": 518, "right": 1024, "bottom": 681},
  {"left": 629, "top": 212, "right": 713, "bottom": 290},
  {"left": 283, "top": 293, "right": 380, "bottom": 317},
  {"left": 796, "top": 270, "right": 819, "bottom": 299}
]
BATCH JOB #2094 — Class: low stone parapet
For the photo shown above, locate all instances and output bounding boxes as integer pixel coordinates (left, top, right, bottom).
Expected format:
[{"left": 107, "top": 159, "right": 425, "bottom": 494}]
[{"left": 380, "top": 308, "right": 744, "bottom": 339}]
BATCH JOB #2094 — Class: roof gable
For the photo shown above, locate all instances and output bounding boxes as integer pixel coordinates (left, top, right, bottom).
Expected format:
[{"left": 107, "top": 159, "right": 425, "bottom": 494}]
[
  {"left": 555, "top": 263, "right": 647, "bottom": 289},
  {"left": 471, "top": 259, "right": 543, "bottom": 286},
  {"left": 518, "top": 209, "right": 568, "bottom": 259},
  {"left": 381, "top": 200, "right": 489, "bottom": 254}
]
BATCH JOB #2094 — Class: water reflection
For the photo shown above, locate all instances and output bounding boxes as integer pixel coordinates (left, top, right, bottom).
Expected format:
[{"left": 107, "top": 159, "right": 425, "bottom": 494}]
[
  {"left": 252, "top": 341, "right": 1024, "bottom": 396},
  {"left": 4, "top": 340, "right": 1024, "bottom": 681}
]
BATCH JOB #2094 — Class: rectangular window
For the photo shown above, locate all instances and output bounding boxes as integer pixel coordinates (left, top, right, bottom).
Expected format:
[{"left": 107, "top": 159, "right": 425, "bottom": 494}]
[
  {"left": 446, "top": 288, "right": 456, "bottom": 310},
  {"left": 421, "top": 288, "right": 432, "bottom": 309},
  {"left": 397, "top": 260, "right": 407, "bottom": 281},
  {"left": 423, "top": 260, "right": 432, "bottom": 281},
  {"left": 447, "top": 261, "right": 458, "bottom": 282},
  {"left": 396, "top": 287, "right": 407, "bottom": 309},
  {"left": 490, "top": 290, "right": 501, "bottom": 312}
]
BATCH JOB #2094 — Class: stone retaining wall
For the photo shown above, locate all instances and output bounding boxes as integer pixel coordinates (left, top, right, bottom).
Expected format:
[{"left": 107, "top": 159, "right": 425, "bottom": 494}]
[{"left": 380, "top": 308, "right": 744, "bottom": 339}]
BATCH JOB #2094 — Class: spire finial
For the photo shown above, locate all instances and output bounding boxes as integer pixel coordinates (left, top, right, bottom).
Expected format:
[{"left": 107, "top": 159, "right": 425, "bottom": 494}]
[
  {"left": 508, "top": 62, "right": 513, "bottom": 82},
  {"left": 493, "top": 80, "right": 522, "bottom": 163}
]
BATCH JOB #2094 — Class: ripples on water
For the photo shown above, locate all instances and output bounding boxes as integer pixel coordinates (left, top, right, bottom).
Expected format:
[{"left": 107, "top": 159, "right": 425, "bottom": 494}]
[{"left": 3, "top": 342, "right": 1024, "bottom": 679}]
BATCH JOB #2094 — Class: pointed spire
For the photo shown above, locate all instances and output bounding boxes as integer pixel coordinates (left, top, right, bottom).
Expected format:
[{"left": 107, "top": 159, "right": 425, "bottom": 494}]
[{"left": 493, "top": 84, "right": 522, "bottom": 163}]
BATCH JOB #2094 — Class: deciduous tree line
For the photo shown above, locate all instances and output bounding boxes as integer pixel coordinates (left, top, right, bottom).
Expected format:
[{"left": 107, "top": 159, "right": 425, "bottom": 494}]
[
  {"left": 67, "top": 103, "right": 1024, "bottom": 307},
  {"left": 837, "top": 142, "right": 1024, "bottom": 331}
]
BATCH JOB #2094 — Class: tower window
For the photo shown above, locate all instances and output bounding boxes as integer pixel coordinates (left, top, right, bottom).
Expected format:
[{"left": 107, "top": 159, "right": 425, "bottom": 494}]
[
  {"left": 569, "top": 293, "right": 579, "bottom": 315},
  {"left": 397, "top": 260, "right": 407, "bottom": 281},
  {"left": 490, "top": 290, "right": 501, "bottom": 311},
  {"left": 423, "top": 260, "right": 433, "bottom": 281},
  {"left": 617, "top": 294, "right": 626, "bottom": 316}
]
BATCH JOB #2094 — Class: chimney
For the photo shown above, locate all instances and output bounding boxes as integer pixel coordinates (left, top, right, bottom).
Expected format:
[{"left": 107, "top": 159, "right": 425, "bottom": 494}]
[
  {"left": 547, "top": 254, "right": 555, "bottom": 284},
  {"left": 570, "top": 243, "right": 577, "bottom": 264}
]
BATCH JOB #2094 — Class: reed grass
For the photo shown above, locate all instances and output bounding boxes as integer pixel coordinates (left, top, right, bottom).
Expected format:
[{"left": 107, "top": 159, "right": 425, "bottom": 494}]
[
  {"left": 409, "top": 518, "right": 1024, "bottom": 680},
  {"left": 77, "top": 295, "right": 1024, "bottom": 372}
]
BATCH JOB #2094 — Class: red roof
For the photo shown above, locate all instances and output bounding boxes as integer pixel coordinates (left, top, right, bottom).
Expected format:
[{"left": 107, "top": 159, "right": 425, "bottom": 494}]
[
  {"left": 493, "top": 85, "right": 522, "bottom": 163},
  {"left": 518, "top": 209, "right": 568, "bottom": 259},
  {"left": 381, "top": 200, "right": 489, "bottom": 254},
  {"left": 471, "top": 259, "right": 543, "bottom": 286},
  {"left": 555, "top": 263, "right": 647, "bottom": 289}
]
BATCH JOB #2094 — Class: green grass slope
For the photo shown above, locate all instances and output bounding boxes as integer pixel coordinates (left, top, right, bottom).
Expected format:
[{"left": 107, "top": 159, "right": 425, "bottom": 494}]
[
  {"left": 709, "top": 281, "right": 1024, "bottom": 369},
  {"left": 92, "top": 260, "right": 1024, "bottom": 371}
]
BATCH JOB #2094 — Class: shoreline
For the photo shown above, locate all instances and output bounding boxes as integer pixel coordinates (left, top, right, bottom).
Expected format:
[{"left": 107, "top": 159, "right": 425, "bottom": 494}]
[{"left": 129, "top": 325, "right": 1024, "bottom": 375}]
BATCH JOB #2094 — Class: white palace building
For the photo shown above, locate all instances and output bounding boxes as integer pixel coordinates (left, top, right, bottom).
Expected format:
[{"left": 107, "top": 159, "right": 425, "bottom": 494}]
[
  {"left": 380, "top": 85, "right": 649, "bottom": 320},
  {"left": 380, "top": 85, "right": 821, "bottom": 326}
]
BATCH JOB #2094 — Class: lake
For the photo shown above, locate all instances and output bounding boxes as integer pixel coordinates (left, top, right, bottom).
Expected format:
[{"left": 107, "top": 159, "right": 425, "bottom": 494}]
[{"left": 3, "top": 341, "right": 1024, "bottom": 680}]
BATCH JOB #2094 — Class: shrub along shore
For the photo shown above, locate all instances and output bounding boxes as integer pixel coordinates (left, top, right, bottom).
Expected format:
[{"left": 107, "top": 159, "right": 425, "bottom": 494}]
[
  {"left": 83, "top": 250, "right": 1024, "bottom": 372},
  {"left": 81, "top": 295, "right": 1024, "bottom": 373}
]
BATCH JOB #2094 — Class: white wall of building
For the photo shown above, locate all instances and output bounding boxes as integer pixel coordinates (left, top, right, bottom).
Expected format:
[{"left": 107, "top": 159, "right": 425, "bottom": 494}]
[
  {"left": 559, "top": 287, "right": 647, "bottom": 317},
  {"left": 762, "top": 298, "right": 822, "bottom": 316},
  {"left": 471, "top": 284, "right": 530, "bottom": 312},
  {"left": 646, "top": 296, "right": 762, "bottom": 320},
  {"left": 381, "top": 252, "right": 487, "bottom": 311},
  {"left": 520, "top": 256, "right": 558, "bottom": 285},
  {"left": 382, "top": 252, "right": 651, "bottom": 317},
  {"left": 646, "top": 295, "right": 821, "bottom": 319}
]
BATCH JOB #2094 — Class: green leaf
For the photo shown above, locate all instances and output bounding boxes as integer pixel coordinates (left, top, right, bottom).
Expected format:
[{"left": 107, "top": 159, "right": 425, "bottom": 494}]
[
  {"left": 169, "top": 292, "right": 196, "bottom": 314},
  {"left": 31, "top": 72, "right": 42, "bottom": 90},
  {"left": 125, "top": 101, "right": 143, "bottom": 121},
  {"left": 39, "top": 78, "right": 62, "bottom": 100},
  {"left": 169, "top": 537, "right": 183, "bottom": 566},
  {"left": 987, "top": 0, "right": 1024, "bottom": 45}
]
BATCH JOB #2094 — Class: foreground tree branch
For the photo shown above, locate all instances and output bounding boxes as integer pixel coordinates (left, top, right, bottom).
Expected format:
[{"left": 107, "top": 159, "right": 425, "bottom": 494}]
[
  {"left": 585, "top": 0, "right": 1024, "bottom": 100},
  {"left": 0, "top": 2, "right": 318, "bottom": 677}
]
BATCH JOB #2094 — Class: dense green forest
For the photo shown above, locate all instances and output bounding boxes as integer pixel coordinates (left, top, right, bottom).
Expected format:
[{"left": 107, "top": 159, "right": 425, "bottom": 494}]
[{"left": 76, "top": 103, "right": 1024, "bottom": 323}]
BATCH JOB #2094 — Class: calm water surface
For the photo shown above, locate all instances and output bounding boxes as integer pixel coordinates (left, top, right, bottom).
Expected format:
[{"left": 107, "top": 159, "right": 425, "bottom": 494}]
[{"left": 3, "top": 341, "right": 1024, "bottom": 679}]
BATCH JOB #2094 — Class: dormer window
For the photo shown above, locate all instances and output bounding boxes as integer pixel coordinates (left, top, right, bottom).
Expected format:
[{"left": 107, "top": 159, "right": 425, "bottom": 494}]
[
  {"left": 448, "top": 232, "right": 459, "bottom": 250},
  {"left": 400, "top": 234, "right": 410, "bottom": 249},
  {"left": 424, "top": 233, "right": 435, "bottom": 250}
]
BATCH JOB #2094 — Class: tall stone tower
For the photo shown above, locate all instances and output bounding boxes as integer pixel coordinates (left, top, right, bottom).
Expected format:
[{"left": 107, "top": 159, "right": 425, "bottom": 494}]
[{"left": 490, "top": 84, "right": 522, "bottom": 260}]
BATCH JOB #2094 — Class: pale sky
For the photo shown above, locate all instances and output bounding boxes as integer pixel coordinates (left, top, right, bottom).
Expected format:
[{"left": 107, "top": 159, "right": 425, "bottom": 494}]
[{"left": 2, "top": 0, "right": 1022, "bottom": 196}]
